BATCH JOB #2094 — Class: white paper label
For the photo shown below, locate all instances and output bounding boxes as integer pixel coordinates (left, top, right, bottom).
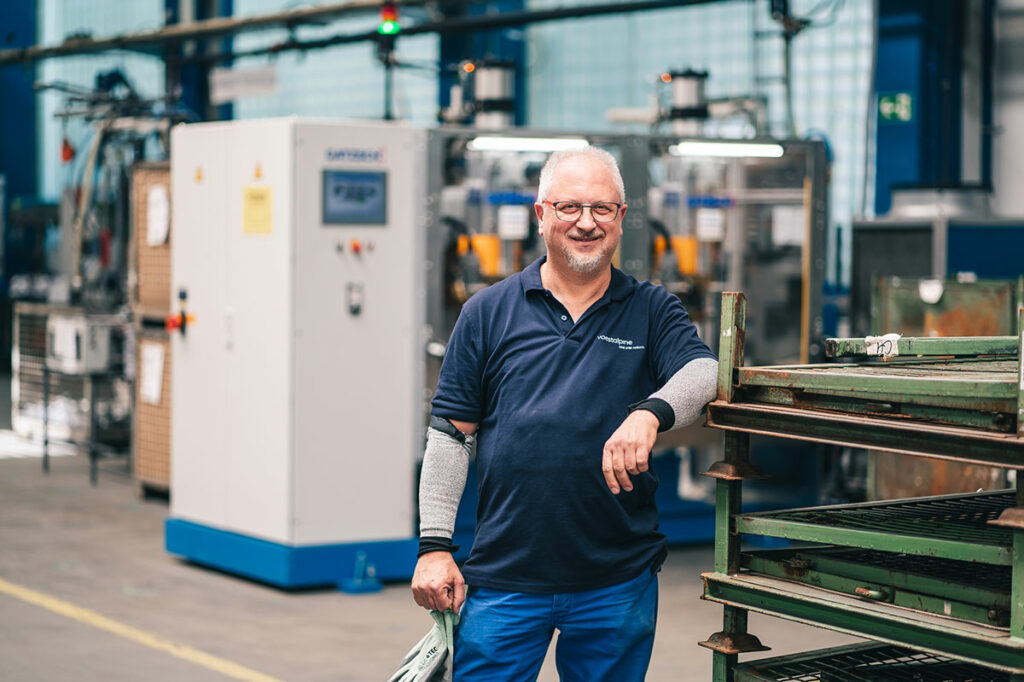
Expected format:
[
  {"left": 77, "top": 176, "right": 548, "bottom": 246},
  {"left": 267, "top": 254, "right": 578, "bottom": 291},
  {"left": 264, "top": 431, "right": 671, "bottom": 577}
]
[
  {"left": 146, "top": 185, "right": 170, "bottom": 247},
  {"left": 865, "top": 333, "right": 901, "bottom": 358},
  {"left": 139, "top": 342, "right": 165, "bottom": 405},
  {"left": 496, "top": 204, "right": 530, "bottom": 240},
  {"left": 771, "top": 205, "right": 804, "bottom": 246},
  {"left": 696, "top": 208, "right": 725, "bottom": 242}
]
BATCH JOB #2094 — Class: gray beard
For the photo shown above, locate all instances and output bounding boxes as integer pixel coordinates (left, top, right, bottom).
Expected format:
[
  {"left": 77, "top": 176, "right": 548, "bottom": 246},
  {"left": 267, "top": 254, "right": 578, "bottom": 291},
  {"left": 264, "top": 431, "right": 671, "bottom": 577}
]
[{"left": 562, "top": 244, "right": 607, "bottom": 273}]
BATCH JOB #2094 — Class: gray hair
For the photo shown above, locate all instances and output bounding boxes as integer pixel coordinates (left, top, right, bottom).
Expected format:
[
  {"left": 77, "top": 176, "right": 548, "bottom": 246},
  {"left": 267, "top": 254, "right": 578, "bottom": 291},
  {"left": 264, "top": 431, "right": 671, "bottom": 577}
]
[{"left": 536, "top": 147, "right": 625, "bottom": 203}]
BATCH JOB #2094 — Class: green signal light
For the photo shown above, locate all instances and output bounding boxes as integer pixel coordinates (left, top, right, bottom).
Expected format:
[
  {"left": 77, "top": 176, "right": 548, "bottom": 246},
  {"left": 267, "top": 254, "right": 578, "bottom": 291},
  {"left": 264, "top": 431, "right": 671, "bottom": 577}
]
[{"left": 378, "top": 20, "right": 400, "bottom": 35}]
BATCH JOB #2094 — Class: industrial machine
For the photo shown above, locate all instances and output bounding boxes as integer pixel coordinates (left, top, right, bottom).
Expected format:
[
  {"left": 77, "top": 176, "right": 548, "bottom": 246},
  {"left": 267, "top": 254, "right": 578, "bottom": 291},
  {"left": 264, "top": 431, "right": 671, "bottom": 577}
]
[
  {"left": 165, "top": 118, "right": 830, "bottom": 589},
  {"left": 166, "top": 119, "right": 430, "bottom": 588},
  {"left": 645, "top": 137, "right": 828, "bottom": 365}
]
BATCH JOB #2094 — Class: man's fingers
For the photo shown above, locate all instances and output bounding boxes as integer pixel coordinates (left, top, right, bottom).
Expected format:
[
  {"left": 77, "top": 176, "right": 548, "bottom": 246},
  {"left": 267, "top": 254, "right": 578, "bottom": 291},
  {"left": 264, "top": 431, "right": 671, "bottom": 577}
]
[
  {"left": 624, "top": 444, "right": 641, "bottom": 475},
  {"left": 610, "top": 445, "right": 632, "bottom": 492},
  {"left": 634, "top": 444, "right": 650, "bottom": 472},
  {"left": 616, "top": 459, "right": 633, "bottom": 492},
  {"left": 453, "top": 580, "right": 467, "bottom": 613},
  {"left": 602, "top": 450, "right": 620, "bottom": 494}
]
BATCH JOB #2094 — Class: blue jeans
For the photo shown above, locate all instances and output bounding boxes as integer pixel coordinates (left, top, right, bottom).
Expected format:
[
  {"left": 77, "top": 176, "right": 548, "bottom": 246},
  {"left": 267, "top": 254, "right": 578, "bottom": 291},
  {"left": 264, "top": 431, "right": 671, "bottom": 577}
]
[{"left": 453, "top": 569, "right": 658, "bottom": 682}]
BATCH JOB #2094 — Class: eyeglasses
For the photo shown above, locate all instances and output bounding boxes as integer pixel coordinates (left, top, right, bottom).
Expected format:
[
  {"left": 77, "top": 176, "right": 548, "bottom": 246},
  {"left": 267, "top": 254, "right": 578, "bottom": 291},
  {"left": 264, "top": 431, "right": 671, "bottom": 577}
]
[{"left": 542, "top": 200, "right": 622, "bottom": 223}]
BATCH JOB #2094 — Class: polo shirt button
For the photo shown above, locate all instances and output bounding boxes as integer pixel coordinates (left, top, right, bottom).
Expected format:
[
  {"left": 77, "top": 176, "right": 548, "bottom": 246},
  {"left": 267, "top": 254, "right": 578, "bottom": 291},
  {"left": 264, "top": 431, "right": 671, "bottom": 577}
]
[{"left": 561, "top": 315, "right": 567, "bottom": 321}]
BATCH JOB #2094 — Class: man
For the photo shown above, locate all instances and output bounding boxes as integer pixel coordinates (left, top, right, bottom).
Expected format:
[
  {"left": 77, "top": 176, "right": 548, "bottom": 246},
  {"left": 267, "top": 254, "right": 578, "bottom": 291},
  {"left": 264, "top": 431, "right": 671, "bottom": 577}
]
[{"left": 412, "top": 147, "right": 718, "bottom": 681}]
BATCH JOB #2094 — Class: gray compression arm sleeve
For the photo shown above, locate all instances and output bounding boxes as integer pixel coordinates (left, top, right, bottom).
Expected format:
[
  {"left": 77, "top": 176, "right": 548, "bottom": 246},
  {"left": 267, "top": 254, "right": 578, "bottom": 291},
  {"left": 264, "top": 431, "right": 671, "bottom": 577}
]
[
  {"left": 650, "top": 357, "right": 719, "bottom": 431},
  {"left": 418, "top": 426, "right": 473, "bottom": 539}
]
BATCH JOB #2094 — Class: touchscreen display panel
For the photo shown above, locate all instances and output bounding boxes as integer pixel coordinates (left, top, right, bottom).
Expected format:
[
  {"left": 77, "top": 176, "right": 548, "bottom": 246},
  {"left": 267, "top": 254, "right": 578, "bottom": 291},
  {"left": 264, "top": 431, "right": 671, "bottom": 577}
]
[{"left": 322, "top": 170, "right": 387, "bottom": 225}]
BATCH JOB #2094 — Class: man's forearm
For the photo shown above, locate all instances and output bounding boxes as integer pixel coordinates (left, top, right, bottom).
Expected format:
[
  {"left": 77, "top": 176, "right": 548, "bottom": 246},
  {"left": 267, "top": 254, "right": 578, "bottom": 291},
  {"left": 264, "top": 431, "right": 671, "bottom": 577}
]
[
  {"left": 418, "top": 417, "right": 473, "bottom": 552},
  {"left": 630, "top": 357, "right": 718, "bottom": 432}
]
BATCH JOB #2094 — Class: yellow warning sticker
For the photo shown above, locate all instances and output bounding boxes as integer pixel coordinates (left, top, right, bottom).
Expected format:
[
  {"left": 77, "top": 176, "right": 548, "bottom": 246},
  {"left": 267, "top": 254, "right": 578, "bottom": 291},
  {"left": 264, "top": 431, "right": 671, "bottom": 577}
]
[{"left": 242, "top": 185, "right": 272, "bottom": 234}]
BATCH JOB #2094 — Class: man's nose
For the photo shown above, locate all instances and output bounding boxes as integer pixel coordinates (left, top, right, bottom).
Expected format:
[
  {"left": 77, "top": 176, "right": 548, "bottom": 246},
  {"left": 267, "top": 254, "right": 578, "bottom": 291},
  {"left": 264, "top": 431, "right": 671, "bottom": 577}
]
[{"left": 576, "top": 205, "right": 597, "bottom": 228}]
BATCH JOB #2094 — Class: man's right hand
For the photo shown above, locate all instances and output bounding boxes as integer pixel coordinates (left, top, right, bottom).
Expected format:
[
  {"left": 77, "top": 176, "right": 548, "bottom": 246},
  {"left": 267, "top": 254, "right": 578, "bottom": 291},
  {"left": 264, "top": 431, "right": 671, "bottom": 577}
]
[{"left": 411, "top": 551, "right": 465, "bottom": 613}]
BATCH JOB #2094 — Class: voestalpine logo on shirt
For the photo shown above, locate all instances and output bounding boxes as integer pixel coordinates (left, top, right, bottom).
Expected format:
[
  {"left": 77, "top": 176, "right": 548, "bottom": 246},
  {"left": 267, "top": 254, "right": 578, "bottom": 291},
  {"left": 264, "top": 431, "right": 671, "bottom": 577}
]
[{"left": 597, "top": 334, "right": 646, "bottom": 350}]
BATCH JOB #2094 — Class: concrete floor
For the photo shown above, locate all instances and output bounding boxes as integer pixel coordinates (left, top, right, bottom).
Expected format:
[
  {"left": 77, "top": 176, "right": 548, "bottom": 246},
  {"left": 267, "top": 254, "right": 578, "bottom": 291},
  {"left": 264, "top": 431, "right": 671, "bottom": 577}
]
[{"left": 0, "top": 441, "right": 864, "bottom": 682}]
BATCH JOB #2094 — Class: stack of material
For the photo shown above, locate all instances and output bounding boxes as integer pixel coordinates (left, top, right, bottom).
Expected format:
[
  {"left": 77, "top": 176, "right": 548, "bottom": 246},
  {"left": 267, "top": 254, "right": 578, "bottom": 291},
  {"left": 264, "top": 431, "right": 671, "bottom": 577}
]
[{"left": 130, "top": 162, "right": 172, "bottom": 495}]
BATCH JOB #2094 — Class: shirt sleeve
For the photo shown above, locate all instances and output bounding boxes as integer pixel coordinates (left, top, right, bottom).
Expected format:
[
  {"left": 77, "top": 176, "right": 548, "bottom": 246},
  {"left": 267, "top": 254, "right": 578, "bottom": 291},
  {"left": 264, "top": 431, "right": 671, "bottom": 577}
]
[
  {"left": 431, "top": 301, "right": 485, "bottom": 423},
  {"left": 647, "top": 288, "right": 716, "bottom": 386}
]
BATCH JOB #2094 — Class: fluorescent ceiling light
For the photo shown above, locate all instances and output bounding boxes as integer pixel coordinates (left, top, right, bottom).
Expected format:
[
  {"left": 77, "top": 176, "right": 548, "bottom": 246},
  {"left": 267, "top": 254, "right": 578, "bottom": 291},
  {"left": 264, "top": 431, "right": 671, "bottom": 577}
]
[
  {"left": 669, "top": 141, "right": 784, "bottom": 158},
  {"left": 467, "top": 136, "right": 590, "bottom": 152}
]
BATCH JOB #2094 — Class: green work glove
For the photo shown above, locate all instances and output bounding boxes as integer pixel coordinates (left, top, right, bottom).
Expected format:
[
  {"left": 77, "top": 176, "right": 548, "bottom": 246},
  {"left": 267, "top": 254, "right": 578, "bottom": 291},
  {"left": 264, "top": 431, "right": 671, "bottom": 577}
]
[{"left": 388, "top": 610, "right": 460, "bottom": 682}]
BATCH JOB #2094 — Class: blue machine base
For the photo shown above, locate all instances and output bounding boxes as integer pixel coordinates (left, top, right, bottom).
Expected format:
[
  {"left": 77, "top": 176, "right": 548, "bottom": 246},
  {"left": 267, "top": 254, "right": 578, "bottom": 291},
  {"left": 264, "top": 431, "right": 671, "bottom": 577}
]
[{"left": 165, "top": 519, "right": 418, "bottom": 592}]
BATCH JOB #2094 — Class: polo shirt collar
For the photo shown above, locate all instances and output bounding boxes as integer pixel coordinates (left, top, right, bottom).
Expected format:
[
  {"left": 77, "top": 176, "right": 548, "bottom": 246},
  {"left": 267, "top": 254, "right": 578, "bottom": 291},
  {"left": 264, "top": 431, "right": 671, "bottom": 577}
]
[{"left": 521, "top": 256, "right": 635, "bottom": 302}]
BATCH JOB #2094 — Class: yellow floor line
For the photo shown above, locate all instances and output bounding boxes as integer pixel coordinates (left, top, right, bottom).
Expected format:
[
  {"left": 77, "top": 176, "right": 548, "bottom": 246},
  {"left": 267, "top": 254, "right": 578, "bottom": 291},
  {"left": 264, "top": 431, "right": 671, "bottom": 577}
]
[{"left": 0, "top": 576, "right": 285, "bottom": 682}]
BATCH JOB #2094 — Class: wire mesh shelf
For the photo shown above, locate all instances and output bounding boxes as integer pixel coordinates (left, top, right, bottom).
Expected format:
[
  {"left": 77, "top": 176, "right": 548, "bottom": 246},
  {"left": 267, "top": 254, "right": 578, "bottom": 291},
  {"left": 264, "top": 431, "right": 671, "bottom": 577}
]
[
  {"left": 737, "top": 491, "right": 1015, "bottom": 564},
  {"left": 735, "top": 642, "right": 1012, "bottom": 681}
]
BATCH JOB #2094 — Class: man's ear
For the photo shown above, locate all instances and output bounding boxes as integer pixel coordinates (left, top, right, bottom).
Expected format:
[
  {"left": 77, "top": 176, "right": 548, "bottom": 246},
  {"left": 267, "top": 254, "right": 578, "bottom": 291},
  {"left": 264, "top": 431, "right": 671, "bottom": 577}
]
[{"left": 534, "top": 202, "right": 545, "bottom": 232}]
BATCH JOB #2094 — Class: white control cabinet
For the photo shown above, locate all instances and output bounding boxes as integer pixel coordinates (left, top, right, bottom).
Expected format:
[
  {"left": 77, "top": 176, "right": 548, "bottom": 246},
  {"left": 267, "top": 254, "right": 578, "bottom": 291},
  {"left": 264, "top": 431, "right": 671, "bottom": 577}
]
[{"left": 167, "top": 119, "right": 427, "bottom": 587}]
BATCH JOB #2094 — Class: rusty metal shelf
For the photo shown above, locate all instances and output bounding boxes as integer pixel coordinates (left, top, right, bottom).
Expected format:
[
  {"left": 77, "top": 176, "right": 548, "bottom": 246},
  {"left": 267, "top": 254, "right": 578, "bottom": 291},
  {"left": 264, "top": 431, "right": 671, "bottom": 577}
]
[
  {"left": 736, "top": 490, "right": 1015, "bottom": 565},
  {"left": 742, "top": 547, "right": 1012, "bottom": 627},
  {"left": 703, "top": 293, "right": 1024, "bottom": 681},
  {"left": 707, "top": 400, "right": 1024, "bottom": 468},
  {"left": 735, "top": 642, "right": 1013, "bottom": 681},
  {"left": 702, "top": 571, "right": 1024, "bottom": 674},
  {"left": 723, "top": 356, "right": 1021, "bottom": 436}
]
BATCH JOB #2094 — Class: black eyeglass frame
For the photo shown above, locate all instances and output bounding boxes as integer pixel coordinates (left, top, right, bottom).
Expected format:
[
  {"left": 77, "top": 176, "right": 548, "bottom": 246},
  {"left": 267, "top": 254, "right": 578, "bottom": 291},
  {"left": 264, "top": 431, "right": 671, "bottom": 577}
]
[{"left": 541, "top": 200, "right": 624, "bottom": 223}]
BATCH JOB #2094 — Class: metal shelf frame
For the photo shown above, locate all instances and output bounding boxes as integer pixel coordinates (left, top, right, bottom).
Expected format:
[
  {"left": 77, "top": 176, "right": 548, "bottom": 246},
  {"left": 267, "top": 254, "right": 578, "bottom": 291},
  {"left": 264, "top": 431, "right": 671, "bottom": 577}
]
[
  {"left": 734, "top": 642, "right": 1015, "bottom": 681},
  {"left": 700, "top": 292, "right": 1024, "bottom": 682},
  {"left": 736, "top": 491, "right": 1015, "bottom": 564},
  {"left": 741, "top": 547, "right": 1011, "bottom": 627}
]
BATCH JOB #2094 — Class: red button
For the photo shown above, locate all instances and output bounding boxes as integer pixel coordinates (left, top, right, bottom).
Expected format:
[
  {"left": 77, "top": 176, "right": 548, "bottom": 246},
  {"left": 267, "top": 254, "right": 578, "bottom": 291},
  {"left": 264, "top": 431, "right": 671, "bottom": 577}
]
[{"left": 350, "top": 239, "right": 362, "bottom": 254}]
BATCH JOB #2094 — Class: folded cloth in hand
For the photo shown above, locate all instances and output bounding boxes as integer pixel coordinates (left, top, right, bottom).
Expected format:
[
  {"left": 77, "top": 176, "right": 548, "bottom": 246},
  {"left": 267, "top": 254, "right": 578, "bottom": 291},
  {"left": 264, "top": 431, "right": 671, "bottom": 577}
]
[{"left": 388, "top": 610, "right": 460, "bottom": 682}]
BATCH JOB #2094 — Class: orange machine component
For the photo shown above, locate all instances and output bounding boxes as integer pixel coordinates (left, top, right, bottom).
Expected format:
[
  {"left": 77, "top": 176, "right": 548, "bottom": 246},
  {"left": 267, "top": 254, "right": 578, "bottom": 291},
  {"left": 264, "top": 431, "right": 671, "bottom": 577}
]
[
  {"left": 671, "top": 235, "right": 699, "bottom": 276},
  {"left": 470, "top": 234, "right": 502, "bottom": 278}
]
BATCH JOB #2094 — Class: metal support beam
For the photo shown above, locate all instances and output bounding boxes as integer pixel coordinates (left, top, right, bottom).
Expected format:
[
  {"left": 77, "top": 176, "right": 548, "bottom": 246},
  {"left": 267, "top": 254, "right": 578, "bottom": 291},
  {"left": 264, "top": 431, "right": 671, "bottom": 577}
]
[
  {"left": 826, "top": 335, "right": 1018, "bottom": 358},
  {"left": 0, "top": 0, "right": 397, "bottom": 65},
  {"left": 707, "top": 400, "right": 1024, "bottom": 468},
  {"left": 717, "top": 292, "right": 746, "bottom": 403},
  {"left": 0, "top": 0, "right": 722, "bottom": 66},
  {"left": 703, "top": 571, "right": 1024, "bottom": 673}
]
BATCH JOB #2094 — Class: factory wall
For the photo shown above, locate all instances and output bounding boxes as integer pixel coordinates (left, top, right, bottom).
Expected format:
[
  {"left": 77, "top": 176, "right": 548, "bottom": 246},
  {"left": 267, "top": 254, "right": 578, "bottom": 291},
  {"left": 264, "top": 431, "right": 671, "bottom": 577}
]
[{"left": 231, "top": 1, "right": 439, "bottom": 122}]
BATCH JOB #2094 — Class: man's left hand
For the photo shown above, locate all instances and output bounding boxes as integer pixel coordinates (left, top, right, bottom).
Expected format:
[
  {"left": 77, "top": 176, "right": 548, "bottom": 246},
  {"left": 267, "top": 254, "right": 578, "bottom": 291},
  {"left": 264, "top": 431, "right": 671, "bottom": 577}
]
[{"left": 602, "top": 410, "right": 659, "bottom": 494}]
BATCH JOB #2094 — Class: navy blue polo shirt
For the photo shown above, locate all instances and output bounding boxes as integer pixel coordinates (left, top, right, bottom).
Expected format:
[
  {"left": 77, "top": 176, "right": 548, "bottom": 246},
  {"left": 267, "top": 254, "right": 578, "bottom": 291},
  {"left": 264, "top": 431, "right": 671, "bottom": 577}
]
[{"left": 431, "top": 257, "right": 715, "bottom": 593}]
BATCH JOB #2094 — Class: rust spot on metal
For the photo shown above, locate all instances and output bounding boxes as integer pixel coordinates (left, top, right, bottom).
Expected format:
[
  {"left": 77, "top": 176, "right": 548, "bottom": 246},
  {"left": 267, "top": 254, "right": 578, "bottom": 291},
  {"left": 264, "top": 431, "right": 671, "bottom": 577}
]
[
  {"left": 987, "top": 506, "right": 1024, "bottom": 530},
  {"left": 701, "top": 459, "right": 768, "bottom": 480},
  {"left": 782, "top": 557, "right": 810, "bottom": 578},
  {"left": 697, "top": 631, "right": 770, "bottom": 655}
]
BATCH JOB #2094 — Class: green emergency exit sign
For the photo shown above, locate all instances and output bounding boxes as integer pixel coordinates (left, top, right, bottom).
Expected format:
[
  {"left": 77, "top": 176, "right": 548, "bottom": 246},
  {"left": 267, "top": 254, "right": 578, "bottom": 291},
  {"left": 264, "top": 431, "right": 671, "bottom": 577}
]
[{"left": 879, "top": 92, "right": 913, "bottom": 122}]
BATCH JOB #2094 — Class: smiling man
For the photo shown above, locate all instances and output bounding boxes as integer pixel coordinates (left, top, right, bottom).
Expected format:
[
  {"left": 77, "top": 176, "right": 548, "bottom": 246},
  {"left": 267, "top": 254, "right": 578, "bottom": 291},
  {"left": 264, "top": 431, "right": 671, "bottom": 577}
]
[{"left": 411, "top": 146, "right": 718, "bottom": 681}]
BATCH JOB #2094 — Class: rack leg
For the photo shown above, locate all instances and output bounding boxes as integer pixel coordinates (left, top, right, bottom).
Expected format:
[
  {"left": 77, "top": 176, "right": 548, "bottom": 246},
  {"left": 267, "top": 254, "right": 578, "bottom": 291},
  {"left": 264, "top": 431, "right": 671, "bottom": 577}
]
[
  {"left": 704, "top": 606, "right": 768, "bottom": 681},
  {"left": 714, "top": 470, "right": 742, "bottom": 574},
  {"left": 711, "top": 650, "right": 736, "bottom": 682},
  {"left": 88, "top": 376, "right": 98, "bottom": 486},
  {"left": 1012, "top": 478, "right": 1024, "bottom": 639},
  {"left": 42, "top": 364, "right": 49, "bottom": 474},
  {"left": 1005, "top": 305, "right": 1023, "bottom": 638}
]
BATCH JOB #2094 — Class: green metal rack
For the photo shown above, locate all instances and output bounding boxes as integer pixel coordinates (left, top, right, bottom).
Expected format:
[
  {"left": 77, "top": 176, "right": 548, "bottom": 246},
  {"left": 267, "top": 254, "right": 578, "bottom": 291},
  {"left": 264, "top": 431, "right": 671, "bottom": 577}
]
[
  {"left": 742, "top": 547, "right": 1011, "bottom": 627},
  {"left": 734, "top": 642, "right": 1013, "bottom": 681},
  {"left": 700, "top": 292, "right": 1024, "bottom": 681}
]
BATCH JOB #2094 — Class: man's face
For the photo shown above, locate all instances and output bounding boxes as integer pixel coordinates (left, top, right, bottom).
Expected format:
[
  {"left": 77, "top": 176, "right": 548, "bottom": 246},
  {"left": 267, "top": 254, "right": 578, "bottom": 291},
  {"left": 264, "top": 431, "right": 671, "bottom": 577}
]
[{"left": 534, "top": 156, "right": 626, "bottom": 275}]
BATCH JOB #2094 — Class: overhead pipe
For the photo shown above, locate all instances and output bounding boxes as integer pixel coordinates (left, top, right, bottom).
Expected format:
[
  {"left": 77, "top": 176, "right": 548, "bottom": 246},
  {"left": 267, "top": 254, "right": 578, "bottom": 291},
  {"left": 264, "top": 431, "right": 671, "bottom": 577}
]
[
  {"left": 0, "top": 0, "right": 423, "bottom": 65},
  {"left": 1, "top": 0, "right": 722, "bottom": 66}
]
